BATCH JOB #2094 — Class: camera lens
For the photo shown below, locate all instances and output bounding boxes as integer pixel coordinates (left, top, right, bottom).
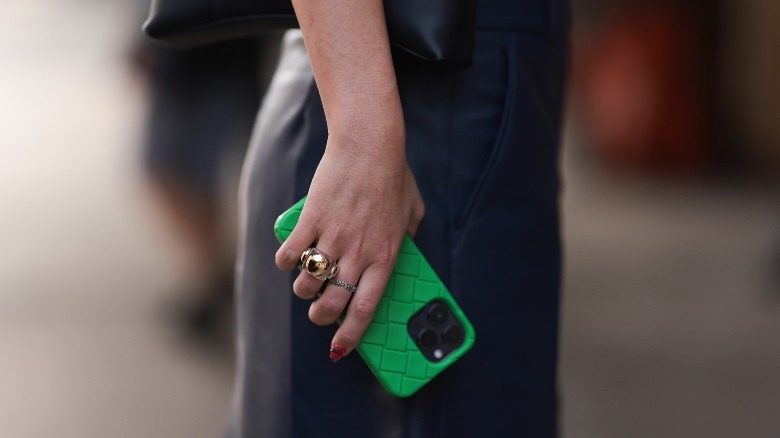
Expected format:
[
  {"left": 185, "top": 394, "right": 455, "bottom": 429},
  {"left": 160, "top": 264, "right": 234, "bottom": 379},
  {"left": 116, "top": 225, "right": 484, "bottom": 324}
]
[
  {"left": 417, "top": 329, "right": 438, "bottom": 350},
  {"left": 442, "top": 325, "right": 464, "bottom": 346},
  {"left": 427, "top": 303, "right": 449, "bottom": 325}
]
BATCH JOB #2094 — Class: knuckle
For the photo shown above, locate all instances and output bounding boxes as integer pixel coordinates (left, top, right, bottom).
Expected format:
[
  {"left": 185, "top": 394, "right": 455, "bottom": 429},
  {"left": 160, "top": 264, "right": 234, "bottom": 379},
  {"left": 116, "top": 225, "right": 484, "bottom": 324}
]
[
  {"left": 293, "top": 275, "right": 320, "bottom": 299},
  {"left": 293, "top": 285, "right": 315, "bottom": 300},
  {"left": 312, "top": 294, "right": 343, "bottom": 322},
  {"left": 301, "top": 202, "right": 324, "bottom": 220},
  {"left": 351, "top": 237, "right": 368, "bottom": 259},
  {"left": 310, "top": 311, "right": 338, "bottom": 326},
  {"left": 373, "top": 244, "right": 397, "bottom": 268},
  {"left": 276, "top": 245, "right": 298, "bottom": 269},
  {"left": 351, "top": 296, "right": 379, "bottom": 321},
  {"left": 331, "top": 220, "right": 349, "bottom": 241},
  {"left": 309, "top": 310, "right": 335, "bottom": 326},
  {"left": 337, "top": 330, "right": 361, "bottom": 348}
]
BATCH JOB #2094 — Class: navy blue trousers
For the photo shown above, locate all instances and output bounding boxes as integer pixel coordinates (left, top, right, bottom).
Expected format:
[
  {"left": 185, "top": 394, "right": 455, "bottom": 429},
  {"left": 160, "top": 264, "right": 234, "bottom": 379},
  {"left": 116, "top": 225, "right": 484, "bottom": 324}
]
[{"left": 231, "top": 25, "right": 568, "bottom": 438}]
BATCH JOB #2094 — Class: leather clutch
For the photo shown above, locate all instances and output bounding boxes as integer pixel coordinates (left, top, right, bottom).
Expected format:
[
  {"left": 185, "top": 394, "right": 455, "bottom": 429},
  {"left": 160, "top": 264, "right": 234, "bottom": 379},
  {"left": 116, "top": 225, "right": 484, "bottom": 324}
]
[{"left": 143, "top": 0, "right": 476, "bottom": 67}]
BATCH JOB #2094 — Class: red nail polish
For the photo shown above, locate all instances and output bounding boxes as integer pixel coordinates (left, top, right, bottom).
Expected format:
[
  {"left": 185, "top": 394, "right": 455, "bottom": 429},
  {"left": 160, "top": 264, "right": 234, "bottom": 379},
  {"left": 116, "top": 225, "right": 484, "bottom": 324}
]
[{"left": 329, "top": 344, "right": 346, "bottom": 363}]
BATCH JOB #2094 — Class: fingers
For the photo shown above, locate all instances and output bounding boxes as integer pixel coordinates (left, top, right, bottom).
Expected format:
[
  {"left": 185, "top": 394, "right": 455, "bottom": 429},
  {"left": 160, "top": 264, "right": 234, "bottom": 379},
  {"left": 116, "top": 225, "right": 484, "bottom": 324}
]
[
  {"left": 275, "top": 206, "right": 320, "bottom": 271},
  {"left": 291, "top": 230, "right": 343, "bottom": 299},
  {"left": 292, "top": 269, "right": 325, "bottom": 300},
  {"left": 292, "top": 243, "right": 341, "bottom": 299},
  {"left": 275, "top": 191, "right": 421, "bottom": 363},
  {"left": 329, "top": 265, "right": 391, "bottom": 361},
  {"left": 308, "top": 256, "right": 364, "bottom": 325}
]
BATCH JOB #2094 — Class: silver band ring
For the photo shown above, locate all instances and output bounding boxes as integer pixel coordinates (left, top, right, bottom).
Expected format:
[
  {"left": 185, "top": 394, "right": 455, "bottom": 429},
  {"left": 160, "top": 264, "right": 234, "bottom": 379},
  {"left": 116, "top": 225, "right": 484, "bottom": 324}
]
[
  {"left": 329, "top": 278, "right": 357, "bottom": 294},
  {"left": 301, "top": 247, "right": 338, "bottom": 281}
]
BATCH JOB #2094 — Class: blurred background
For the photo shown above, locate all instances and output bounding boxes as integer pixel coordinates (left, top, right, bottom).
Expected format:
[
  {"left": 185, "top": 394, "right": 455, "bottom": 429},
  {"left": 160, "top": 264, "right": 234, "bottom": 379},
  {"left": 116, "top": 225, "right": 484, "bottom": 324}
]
[{"left": 0, "top": 0, "right": 778, "bottom": 437}]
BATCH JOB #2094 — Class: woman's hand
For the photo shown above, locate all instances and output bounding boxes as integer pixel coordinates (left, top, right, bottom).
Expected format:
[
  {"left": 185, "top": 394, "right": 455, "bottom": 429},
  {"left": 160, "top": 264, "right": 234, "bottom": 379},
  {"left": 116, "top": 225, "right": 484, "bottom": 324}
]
[
  {"left": 276, "top": 0, "right": 424, "bottom": 361},
  {"left": 276, "top": 122, "right": 424, "bottom": 361}
]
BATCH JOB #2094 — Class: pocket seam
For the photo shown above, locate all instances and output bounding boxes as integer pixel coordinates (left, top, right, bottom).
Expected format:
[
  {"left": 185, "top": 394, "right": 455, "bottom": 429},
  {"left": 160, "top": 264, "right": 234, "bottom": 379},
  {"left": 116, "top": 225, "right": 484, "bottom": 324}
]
[{"left": 455, "top": 33, "right": 518, "bottom": 229}]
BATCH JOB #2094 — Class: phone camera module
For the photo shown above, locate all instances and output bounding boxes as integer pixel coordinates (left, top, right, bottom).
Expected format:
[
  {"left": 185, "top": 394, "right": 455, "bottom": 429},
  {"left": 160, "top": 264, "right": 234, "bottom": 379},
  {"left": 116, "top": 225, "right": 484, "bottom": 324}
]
[
  {"left": 427, "top": 303, "right": 449, "bottom": 325},
  {"left": 408, "top": 300, "right": 467, "bottom": 363},
  {"left": 442, "top": 325, "right": 464, "bottom": 346},
  {"left": 417, "top": 328, "right": 438, "bottom": 350}
]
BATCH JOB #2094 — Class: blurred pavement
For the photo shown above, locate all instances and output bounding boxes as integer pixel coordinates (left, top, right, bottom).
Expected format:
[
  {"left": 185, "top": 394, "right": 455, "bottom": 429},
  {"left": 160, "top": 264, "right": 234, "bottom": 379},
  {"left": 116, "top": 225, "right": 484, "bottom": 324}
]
[
  {"left": 1, "top": 1, "right": 779, "bottom": 437},
  {"left": 559, "top": 146, "right": 780, "bottom": 437},
  {"left": 0, "top": 2, "right": 233, "bottom": 437}
]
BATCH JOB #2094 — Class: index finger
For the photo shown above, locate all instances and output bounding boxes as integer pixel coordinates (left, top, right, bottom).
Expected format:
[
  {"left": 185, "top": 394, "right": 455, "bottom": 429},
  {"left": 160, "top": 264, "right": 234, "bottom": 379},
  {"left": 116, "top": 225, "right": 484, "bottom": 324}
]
[{"left": 275, "top": 207, "right": 319, "bottom": 271}]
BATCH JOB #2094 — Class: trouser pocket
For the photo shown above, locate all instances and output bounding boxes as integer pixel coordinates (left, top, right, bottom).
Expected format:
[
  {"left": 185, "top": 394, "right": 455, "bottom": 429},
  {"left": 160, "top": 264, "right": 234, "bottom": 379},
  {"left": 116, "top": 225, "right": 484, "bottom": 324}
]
[{"left": 452, "top": 32, "right": 518, "bottom": 229}]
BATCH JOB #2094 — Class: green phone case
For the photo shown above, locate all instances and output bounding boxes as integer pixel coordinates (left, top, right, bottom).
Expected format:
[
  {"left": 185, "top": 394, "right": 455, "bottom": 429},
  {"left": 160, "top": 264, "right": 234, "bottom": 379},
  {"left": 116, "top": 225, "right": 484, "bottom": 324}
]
[{"left": 274, "top": 197, "right": 476, "bottom": 397}]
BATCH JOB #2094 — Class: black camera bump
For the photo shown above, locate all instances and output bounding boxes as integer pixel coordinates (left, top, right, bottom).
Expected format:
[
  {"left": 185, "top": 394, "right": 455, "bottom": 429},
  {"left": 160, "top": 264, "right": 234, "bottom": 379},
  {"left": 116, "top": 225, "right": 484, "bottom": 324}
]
[{"left": 408, "top": 299, "right": 465, "bottom": 363}]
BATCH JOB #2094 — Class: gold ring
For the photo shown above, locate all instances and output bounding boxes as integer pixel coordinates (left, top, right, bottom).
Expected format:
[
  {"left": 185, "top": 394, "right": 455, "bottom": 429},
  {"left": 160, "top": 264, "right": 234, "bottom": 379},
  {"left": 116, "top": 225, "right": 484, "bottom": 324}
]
[{"left": 300, "top": 247, "right": 338, "bottom": 281}]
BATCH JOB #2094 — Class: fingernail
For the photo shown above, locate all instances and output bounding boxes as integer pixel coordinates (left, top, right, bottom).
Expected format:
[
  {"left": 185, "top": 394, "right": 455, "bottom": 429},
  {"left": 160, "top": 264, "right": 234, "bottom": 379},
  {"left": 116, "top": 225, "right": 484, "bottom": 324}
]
[{"left": 329, "top": 344, "right": 346, "bottom": 363}]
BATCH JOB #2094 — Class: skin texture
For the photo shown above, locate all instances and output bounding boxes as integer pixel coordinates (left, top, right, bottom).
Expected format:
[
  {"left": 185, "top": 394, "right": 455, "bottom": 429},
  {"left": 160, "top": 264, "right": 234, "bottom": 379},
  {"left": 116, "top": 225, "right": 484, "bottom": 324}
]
[{"left": 275, "top": 0, "right": 425, "bottom": 360}]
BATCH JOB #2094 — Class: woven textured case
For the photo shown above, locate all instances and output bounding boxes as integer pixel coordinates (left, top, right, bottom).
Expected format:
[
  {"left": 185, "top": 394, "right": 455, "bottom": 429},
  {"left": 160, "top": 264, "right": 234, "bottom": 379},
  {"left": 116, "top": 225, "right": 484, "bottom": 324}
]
[{"left": 274, "top": 197, "right": 475, "bottom": 397}]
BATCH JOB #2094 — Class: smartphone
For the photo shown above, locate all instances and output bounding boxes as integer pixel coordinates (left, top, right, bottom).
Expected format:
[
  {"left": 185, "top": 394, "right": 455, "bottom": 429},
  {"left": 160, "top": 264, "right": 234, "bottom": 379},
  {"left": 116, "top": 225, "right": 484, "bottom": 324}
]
[{"left": 274, "top": 197, "right": 475, "bottom": 397}]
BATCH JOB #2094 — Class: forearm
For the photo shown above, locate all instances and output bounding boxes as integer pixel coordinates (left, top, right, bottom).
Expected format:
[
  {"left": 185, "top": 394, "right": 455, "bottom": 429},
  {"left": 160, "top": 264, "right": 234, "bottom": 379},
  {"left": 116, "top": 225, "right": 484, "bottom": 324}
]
[
  {"left": 291, "top": 0, "right": 404, "bottom": 157},
  {"left": 280, "top": 1, "right": 424, "bottom": 360}
]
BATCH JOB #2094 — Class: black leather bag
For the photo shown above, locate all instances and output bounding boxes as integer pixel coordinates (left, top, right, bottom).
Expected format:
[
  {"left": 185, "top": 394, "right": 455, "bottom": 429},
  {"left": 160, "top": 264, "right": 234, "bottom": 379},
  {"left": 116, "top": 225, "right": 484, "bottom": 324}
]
[{"left": 144, "top": 0, "right": 476, "bottom": 66}]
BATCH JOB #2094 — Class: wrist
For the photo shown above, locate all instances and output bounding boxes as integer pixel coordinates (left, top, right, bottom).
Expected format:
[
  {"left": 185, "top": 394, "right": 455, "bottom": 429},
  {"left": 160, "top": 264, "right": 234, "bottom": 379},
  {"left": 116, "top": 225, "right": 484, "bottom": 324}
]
[{"left": 326, "top": 97, "right": 406, "bottom": 158}]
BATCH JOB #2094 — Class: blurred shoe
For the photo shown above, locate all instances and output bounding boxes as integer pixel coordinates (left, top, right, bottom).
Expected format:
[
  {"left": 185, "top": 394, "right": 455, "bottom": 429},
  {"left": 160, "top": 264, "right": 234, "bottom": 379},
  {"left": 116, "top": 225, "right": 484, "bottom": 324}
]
[{"left": 164, "top": 268, "right": 235, "bottom": 354}]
